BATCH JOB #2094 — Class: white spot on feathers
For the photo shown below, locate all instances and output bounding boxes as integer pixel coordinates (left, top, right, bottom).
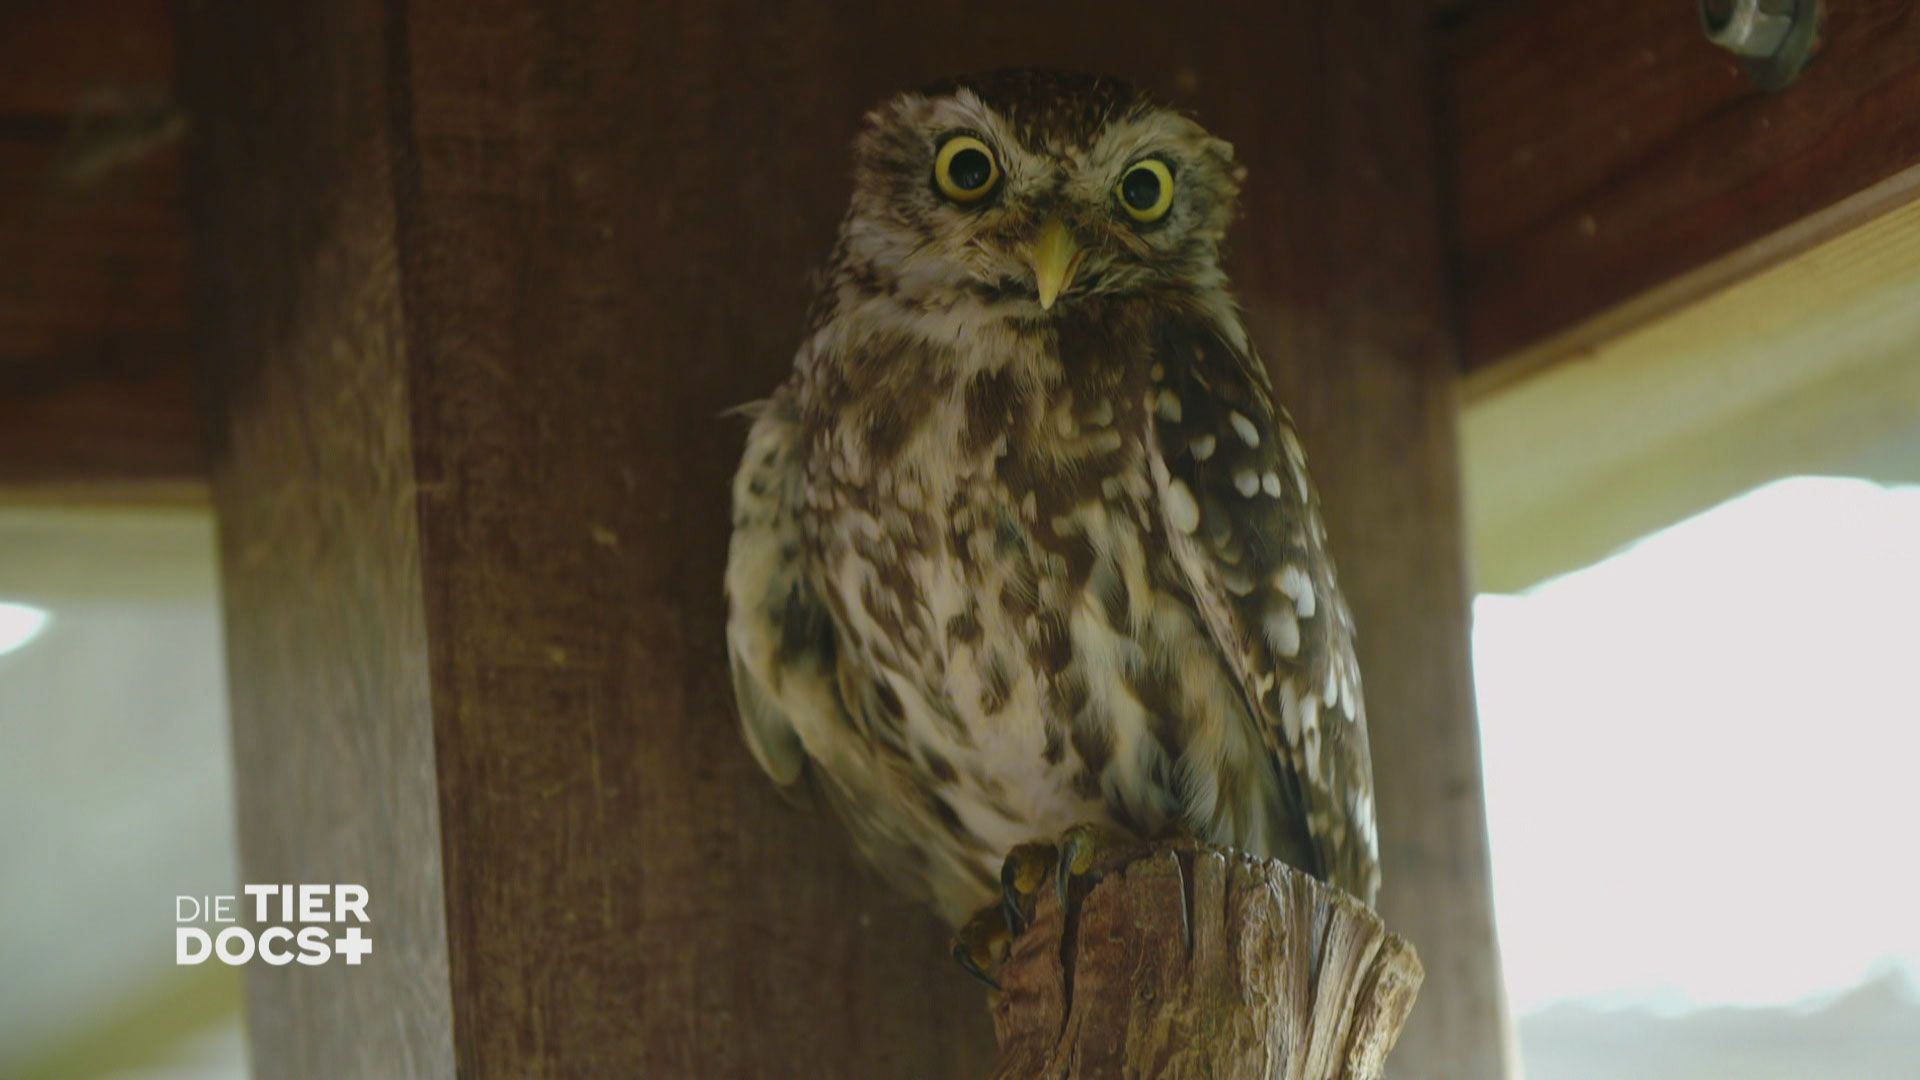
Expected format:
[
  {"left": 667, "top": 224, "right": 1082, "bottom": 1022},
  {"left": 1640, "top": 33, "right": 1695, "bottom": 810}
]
[
  {"left": 1261, "top": 472, "right": 1283, "bottom": 498},
  {"left": 1281, "top": 426, "right": 1306, "bottom": 467},
  {"left": 1229, "top": 411, "right": 1260, "bottom": 447},
  {"left": 1265, "top": 610, "right": 1301, "bottom": 657},
  {"left": 1275, "top": 565, "right": 1316, "bottom": 617},
  {"left": 1278, "top": 679, "right": 1302, "bottom": 743},
  {"left": 1156, "top": 389, "right": 1183, "bottom": 422},
  {"left": 1166, "top": 479, "right": 1200, "bottom": 534},
  {"left": 1233, "top": 469, "right": 1260, "bottom": 497},
  {"left": 1190, "top": 434, "right": 1216, "bottom": 460},
  {"left": 1287, "top": 458, "right": 1310, "bottom": 498}
]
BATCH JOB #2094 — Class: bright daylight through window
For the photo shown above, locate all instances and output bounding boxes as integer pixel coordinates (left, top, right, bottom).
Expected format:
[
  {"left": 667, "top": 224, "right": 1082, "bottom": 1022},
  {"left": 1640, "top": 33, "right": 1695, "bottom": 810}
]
[
  {"left": 0, "top": 601, "right": 50, "bottom": 658},
  {"left": 1473, "top": 476, "right": 1920, "bottom": 1078}
]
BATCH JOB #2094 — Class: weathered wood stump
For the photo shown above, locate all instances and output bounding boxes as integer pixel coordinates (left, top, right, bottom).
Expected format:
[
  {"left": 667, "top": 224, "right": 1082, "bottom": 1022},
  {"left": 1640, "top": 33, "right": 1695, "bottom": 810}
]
[{"left": 987, "top": 838, "right": 1422, "bottom": 1079}]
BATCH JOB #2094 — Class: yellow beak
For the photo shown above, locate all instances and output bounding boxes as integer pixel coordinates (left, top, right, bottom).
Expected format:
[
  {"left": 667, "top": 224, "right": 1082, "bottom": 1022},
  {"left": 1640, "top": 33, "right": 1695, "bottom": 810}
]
[{"left": 1029, "top": 219, "right": 1082, "bottom": 311}]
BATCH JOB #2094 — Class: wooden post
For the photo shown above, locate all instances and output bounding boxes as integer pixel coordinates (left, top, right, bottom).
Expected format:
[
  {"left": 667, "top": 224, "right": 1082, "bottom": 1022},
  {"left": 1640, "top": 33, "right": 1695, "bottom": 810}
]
[
  {"left": 988, "top": 839, "right": 1423, "bottom": 1079},
  {"left": 186, "top": 4, "right": 990, "bottom": 1076},
  {"left": 188, "top": 2, "right": 1502, "bottom": 1076}
]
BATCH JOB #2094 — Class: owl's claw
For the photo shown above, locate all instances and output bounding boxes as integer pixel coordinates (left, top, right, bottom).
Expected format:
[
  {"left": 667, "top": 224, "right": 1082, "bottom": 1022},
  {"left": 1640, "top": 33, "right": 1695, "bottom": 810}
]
[
  {"left": 953, "top": 841, "right": 1056, "bottom": 988},
  {"left": 1055, "top": 822, "right": 1131, "bottom": 908},
  {"left": 955, "top": 825, "right": 1140, "bottom": 990},
  {"left": 950, "top": 903, "right": 1011, "bottom": 990},
  {"left": 999, "top": 841, "right": 1056, "bottom": 936}
]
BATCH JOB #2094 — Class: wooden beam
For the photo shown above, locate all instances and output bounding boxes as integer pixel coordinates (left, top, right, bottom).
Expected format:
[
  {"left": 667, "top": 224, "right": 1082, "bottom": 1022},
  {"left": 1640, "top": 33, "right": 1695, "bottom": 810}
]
[
  {"left": 0, "top": 0, "right": 197, "bottom": 494},
  {"left": 1465, "top": 196, "right": 1920, "bottom": 592},
  {"left": 186, "top": 5, "right": 455, "bottom": 1074},
  {"left": 0, "top": 0, "right": 174, "bottom": 115},
  {"left": 192, "top": 2, "right": 1503, "bottom": 1075},
  {"left": 1445, "top": 0, "right": 1920, "bottom": 379}
]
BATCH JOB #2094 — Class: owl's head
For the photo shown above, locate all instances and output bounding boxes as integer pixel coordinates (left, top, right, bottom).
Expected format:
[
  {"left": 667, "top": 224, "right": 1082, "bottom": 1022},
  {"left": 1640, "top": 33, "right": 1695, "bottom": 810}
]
[{"left": 842, "top": 71, "right": 1244, "bottom": 314}]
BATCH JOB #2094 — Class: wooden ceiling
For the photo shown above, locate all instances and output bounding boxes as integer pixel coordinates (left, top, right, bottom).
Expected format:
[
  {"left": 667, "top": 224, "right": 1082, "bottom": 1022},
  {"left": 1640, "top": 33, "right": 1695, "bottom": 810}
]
[
  {"left": 0, "top": 0, "right": 196, "bottom": 495},
  {"left": 2, "top": 0, "right": 1918, "bottom": 492},
  {"left": 1444, "top": 0, "right": 1920, "bottom": 381}
]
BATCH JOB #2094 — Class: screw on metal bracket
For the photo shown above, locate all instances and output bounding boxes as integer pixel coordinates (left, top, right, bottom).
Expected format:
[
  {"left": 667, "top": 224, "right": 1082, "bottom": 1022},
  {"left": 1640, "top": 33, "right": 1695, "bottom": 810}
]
[{"left": 1700, "top": 0, "right": 1824, "bottom": 92}]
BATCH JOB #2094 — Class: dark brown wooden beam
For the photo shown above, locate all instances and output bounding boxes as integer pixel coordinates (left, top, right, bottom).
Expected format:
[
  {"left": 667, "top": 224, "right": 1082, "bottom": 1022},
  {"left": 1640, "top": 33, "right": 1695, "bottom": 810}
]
[
  {"left": 0, "top": 0, "right": 175, "bottom": 114},
  {"left": 192, "top": 2, "right": 1503, "bottom": 1075},
  {"left": 1445, "top": 0, "right": 1920, "bottom": 379},
  {"left": 0, "top": 0, "right": 196, "bottom": 493}
]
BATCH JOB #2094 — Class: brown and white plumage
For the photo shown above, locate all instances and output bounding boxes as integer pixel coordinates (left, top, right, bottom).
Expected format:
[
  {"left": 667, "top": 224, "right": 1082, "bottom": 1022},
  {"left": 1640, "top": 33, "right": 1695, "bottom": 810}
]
[{"left": 726, "top": 71, "right": 1378, "bottom": 925}]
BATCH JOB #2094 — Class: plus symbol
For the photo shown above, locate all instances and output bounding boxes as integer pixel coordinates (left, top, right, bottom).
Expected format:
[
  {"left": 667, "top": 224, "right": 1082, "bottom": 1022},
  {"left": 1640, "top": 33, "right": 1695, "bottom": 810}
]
[{"left": 334, "top": 927, "right": 372, "bottom": 965}]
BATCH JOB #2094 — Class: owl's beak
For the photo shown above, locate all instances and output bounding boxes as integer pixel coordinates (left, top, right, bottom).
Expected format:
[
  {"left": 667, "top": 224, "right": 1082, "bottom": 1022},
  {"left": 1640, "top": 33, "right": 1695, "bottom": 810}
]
[{"left": 1028, "top": 219, "right": 1083, "bottom": 311}]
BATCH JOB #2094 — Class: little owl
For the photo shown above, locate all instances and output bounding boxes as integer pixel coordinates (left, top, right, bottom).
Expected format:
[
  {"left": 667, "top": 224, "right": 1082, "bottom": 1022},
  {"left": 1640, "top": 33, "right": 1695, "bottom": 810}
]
[{"left": 725, "top": 71, "right": 1379, "bottom": 946}]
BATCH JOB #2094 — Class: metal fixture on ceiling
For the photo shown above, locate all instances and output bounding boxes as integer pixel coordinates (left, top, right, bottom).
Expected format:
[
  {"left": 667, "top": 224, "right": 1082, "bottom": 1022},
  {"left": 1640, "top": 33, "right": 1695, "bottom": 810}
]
[{"left": 1700, "top": 0, "right": 1824, "bottom": 92}]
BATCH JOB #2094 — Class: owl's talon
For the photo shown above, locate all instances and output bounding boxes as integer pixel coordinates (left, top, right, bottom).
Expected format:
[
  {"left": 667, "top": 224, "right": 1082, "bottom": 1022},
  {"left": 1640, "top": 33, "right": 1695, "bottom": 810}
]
[
  {"left": 951, "top": 903, "right": 1011, "bottom": 990},
  {"left": 1054, "top": 822, "right": 1130, "bottom": 907},
  {"left": 999, "top": 841, "right": 1057, "bottom": 936}
]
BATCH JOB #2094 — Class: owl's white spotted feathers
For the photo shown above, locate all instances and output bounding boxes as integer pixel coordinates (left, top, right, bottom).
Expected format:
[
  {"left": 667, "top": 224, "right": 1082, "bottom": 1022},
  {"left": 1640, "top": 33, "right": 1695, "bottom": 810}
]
[{"left": 725, "top": 71, "right": 1378, "bottom": 924}]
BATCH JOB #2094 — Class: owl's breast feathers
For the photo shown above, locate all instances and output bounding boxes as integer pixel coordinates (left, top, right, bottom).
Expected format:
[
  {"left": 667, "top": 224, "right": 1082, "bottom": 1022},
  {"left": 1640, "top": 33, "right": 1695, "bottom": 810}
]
[{"left": 726, "top": 300, "right": 1379, "bottom": 920}]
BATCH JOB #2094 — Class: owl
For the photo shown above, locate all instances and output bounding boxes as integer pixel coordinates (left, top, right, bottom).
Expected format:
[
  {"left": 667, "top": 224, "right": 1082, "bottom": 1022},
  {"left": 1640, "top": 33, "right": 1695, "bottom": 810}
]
[{"left": 725, "top": 71, "right": 1379, "bottom": 935}]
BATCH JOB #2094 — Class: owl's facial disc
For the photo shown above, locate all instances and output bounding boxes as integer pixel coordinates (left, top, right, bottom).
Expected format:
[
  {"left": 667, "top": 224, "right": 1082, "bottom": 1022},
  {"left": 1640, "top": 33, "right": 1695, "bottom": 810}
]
[{"left": 844, "top": 80, "right": 1242, "bottom": 317}]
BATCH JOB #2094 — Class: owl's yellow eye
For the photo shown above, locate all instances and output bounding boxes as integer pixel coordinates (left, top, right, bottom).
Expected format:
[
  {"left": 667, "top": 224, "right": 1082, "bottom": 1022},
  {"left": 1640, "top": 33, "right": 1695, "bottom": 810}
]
[
  {"left": 1117, "top": 158, "right": 1175, "bottom": 223},
  {"left": 934, "top": 135, "right": 1000, "bottom": 203}
]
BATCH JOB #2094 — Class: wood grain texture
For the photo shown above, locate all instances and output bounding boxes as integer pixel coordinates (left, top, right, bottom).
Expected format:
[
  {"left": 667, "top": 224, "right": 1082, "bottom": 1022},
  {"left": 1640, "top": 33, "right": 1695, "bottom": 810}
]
[
  {"left": 0, "top": 0, "right": 176, "bottom": 114},
  {"left": 0, "top": 0, "right": 196, "bottom": 492},
  {"left": 185, "top": 3, "right": 455, "bottom": 1076},
  {"left": 989, "top": 838, "right": 1423, "bottom": 1079},
  {"left": 1446, "top": 0, "right": 1920, "bottom": 374},
  {"left": 195, "top": 1, "right": 1502, "bottom": 1075}
]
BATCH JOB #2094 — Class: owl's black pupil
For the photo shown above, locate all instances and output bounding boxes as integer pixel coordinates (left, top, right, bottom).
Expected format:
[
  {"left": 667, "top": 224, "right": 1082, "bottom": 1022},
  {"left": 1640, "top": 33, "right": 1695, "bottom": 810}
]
[
  {"left": 948, "top": 148, "right": 992, "bottom": 191},
  {"left": 1123, "top": 167, "right": 1163, "bottom": 211}
]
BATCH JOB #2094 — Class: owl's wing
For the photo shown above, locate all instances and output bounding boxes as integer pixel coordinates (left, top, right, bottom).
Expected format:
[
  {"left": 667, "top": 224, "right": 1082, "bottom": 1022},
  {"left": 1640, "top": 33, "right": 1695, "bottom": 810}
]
[
  {"left": 725, "top": 393, "right": 834, "bottom": 798},
  {"left": 1144, "top": 313, "right": 1380, "bottom": 904},
  {"left": 725, "top": 391, "right": 991, "bottom": 921}
]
